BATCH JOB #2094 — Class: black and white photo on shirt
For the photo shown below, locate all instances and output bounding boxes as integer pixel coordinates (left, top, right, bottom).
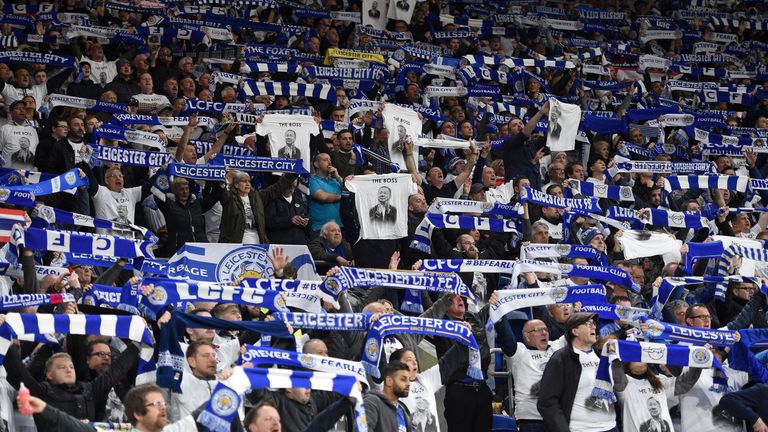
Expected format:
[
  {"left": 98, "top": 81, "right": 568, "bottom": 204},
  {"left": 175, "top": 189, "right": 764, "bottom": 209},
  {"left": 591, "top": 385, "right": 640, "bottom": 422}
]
[{"left": 369, "top": 185, "right": 397, "bottom": 223}]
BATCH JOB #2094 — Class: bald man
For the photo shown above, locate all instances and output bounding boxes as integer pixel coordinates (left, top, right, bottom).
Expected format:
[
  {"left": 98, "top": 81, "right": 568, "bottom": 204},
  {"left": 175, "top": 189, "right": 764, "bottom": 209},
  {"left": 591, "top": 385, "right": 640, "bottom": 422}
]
[{"left": 493, "top": 314, "right": 566, "bottom": 432}]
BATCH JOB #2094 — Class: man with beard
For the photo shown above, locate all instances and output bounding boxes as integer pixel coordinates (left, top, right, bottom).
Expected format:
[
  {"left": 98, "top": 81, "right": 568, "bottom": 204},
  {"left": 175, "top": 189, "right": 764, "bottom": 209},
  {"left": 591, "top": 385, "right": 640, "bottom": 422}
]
[{"left": 364, "top": 361, "right": 412, "bottom": 432}]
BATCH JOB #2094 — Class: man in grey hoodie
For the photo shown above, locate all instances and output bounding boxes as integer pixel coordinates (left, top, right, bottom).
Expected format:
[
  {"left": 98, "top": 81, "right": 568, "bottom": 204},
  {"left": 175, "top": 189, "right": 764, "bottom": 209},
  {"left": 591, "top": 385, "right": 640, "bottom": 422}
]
[{"left": 364, "top": 361, "right": 412, "bottom": 432}]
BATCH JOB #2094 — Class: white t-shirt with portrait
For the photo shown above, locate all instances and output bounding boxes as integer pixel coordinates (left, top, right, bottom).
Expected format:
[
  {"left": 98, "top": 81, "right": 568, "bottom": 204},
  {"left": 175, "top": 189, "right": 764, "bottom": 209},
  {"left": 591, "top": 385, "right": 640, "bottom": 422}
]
[
  {"left": 346, "top": 173, "right": 417, "bottom": 240},
  {"left": 510, "top": 337, "right": 566, "bottom": 420},
  {"left": 400, "top": 365, "right": 442, "bottom": 432},
  {"left": 0, "top": 123, "right": 38, "bottom": 170},
  {"left": 618, "top": 374, "right": 675, "bottom": 432},
  {"left": 93, "top": 184, "right": 142, "bottom": 224},
  {"left": 569, "top": 349, "right": 616, "bottom": 432}
]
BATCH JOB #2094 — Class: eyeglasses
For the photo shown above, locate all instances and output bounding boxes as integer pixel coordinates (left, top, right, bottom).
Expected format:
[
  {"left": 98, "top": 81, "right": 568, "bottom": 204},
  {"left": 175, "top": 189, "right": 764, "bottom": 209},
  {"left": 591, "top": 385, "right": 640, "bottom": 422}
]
[
  {"left": 144, "top": 400, "right": 167, "bottom": 409},
  {"left": 736, "top": 286, "right": 758, "bottom": 293},
  {"left": 689, "top": 315, "right": 712, "bottom": 321},
  {"left": 89, "top": 351, "right": 112, "bottom": 358},
  {"left": 526, "top": 328, "right": 549, "bottom": 334},
  {"left": 580, "top": 321, "right": 597, "bottom": 328}
]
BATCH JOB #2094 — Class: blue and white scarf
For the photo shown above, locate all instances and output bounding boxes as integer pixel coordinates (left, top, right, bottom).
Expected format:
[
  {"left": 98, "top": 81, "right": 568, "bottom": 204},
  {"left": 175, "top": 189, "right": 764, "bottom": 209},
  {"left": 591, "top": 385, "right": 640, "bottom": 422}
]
[
  {"left": 81, "top": 284, "right": 124, "bottom": 309},
  {"left": 510, "top": 260, "right": 638, "bottom": 291},
  {"left": 684, "top": 241, "right": 725, "bottom": 274},
  {"left": 0, "top": 313, "right": 155, "bottom": 377},
  {"left": 113, "top": 114, "right": 217, "bottom": 129},
  {"left": 10, "top": 225, "right": 153, "bottom": 264},
  {"left": 92, "top": 145, "right": 173, "bottom": 167},
  {"left": 140, "top": 277, "right": 289, "bottom": 314},
  {"left": 218, "top": 154, "right": 309, "bottom": 174},
  {"left": 33, "top": 205, "right": 157, "bottom": 244},
  {"left": 715, "top": 244, "right": 768, "bottom": 300},
  {"left": 428, "top": 198, "right": 521, "bottom": 218},
  {"left": 94, "top": 125, "right": 166, "bottom": 150},
  {"left": 410, "top": 213, "right": 519, "bottom": 254},
  {"left": 10, "top": 168, "right": 87, "bottom": 196},
  {"left": 640, "top": 317, "right": 735, "bottom": 346},
  {"left": 0, "top": 50, "right": 76, "bottom": 67},
  {"left": 323, "top": 266, "right": 474, "bottom": 300},
  {"left": 520, "top": 186, "right": 601, "bottom": 212},
  {"left": 592, "top": 339, "right": 726, "bottom": 403},
  {"left": 420, "top": 259, "right": 518, "bottom": 274},
  {"left": 272, "top": 312, "right": 372, "bottom": 332},
  {"left": 611, "top": 161, "right": 715, "bottom": 174},
  {"left": 0, "top": 188, "right": 34, "bottom": 207},
  {"left": 157, "top": 311, "right": 293, "bottom": 392},
  {"left": 520, "top": 243, "right": 600, "bottom": 261},
  {"left": 663, "top": 175, "right": 749, "bottom": 193},
  {"left": 219, "top": 367, "right": 367, "bottom": 432},
  {"left": 569, "top": 180, "right": 635, "bottom": 202},
  {"left": 644, "top": 208, "right": 708, "bottom": 229},
  {"left": 185, "top": 99, "right": 248, "bottom": 114},
  {"left": 196, "top": 382, "right": 241, "bottom": 432},
  {"left": 240, "top": 345, "right": 367, "bottom": 382},
  {"left": 362, "top": 314, "right": 483, "bottom": 381},
  {"left": 0, "top": 293, "right": 74, "bottom": 310},
  {"left": 489, "top": 284, "right": 606, "bottom": 322},
  {"left": 168, "top": 163, "right": 226, "bottom": 181},
  {"left": 580, "top": 303, "right": 650, "bottom": 321},
  {"left": 241, "top": 80, "right": 337, "bottom": 103},
  {"left": 46, "top": 94, "right": 129, "bottom": 115}
]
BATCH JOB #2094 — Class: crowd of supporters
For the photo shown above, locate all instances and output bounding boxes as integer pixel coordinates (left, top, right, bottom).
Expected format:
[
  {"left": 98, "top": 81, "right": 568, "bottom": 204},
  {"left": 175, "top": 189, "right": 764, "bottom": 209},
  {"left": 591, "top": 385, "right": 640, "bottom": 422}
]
[{"left": 0, "top": 0, "right": 766, "bottom": 431}]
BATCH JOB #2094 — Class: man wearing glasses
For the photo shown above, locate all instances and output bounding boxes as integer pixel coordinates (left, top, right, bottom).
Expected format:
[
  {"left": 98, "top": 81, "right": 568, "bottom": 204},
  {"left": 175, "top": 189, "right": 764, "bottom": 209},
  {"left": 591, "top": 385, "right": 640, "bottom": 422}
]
[
  {"left": 678, "top": 303, "right": 749, "bottom": 432},
  {"left": 538, "top": 312, "right": 619, "bottom": 432},
  {"left": 493, "top": 311, "right": 566, "bottom": 432}
]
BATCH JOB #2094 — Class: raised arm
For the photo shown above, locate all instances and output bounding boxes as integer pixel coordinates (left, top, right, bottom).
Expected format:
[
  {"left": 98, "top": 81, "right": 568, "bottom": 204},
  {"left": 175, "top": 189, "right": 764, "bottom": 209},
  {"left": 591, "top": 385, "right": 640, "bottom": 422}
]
[{"left": 522, "top": 101, "right": 549, "bottom": 137}]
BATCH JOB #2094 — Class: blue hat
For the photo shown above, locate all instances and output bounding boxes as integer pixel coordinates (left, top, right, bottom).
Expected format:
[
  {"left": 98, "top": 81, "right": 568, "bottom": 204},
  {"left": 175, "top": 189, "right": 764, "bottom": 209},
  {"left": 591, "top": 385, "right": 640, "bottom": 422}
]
[{"left": 578, "top": 227, "right": 602, "bottom": 245}]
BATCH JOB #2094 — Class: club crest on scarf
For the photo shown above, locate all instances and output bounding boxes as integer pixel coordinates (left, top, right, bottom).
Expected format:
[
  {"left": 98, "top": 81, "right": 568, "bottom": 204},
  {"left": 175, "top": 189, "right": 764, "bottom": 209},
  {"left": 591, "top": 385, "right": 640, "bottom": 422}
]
[
  {"left": 0, "top": 189, "right": 9, "bottom": 202},
  {"left": 323, "top": 278, "right": 342, "bottom": 296},
  {"left": 364, "top": 337, "right": 379, "bottom": 362},
  {"left": 614, "top": 304, "right": 629, "bottom": 319},
  {"left": 211, "top": 387, "right": 239, "bottom": 417},
  {"left": 646, "top": 320, "right": 665, "bottom": 338},
  {"left": 298, "top": 354, "right": 317, "bottom": 368},
  {"left": 217, "top": 246, "right": 272, "bottom": 281},
  {"left": 691, "top": 347, "right": 711, "bottom": 365},
  {"left": 551, "top": 286, "right": 568, "bottom": 302},
  {"left": 620, "top": 187, "right": 633, "bottom": 200},
  {"left": 145, "top": 284, "right": 169, "bottom": 305},
  {"left": 65, "top": 170, "right": 77, "bottom": 185},
  {"left": 155, "top": 174, "right": 169, "bottom": 191}
]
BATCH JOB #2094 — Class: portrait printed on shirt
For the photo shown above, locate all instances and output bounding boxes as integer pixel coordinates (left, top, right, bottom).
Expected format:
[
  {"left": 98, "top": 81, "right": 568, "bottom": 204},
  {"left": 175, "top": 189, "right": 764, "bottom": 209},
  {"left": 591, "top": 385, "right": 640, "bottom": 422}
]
[
  {"left": 277, "top": 129, "right": 302, "bottom": 160},
  {"left": 368, "top": 185, "right": 397, "bottom": 224},
  {"left": 411, "top": 396, "right": 438, "bottom": 432},
  {"left": 382, "top": 104, "right": 421, "bottom": 172},
  {"left": 346, "top": 173, "right": 417, "bottom": 240},
  {"left": 638, "top": 395, "right": 672, "bottom": 432},
  {"left": 362, "top": 0, "right": 388, "bottom": 29}
]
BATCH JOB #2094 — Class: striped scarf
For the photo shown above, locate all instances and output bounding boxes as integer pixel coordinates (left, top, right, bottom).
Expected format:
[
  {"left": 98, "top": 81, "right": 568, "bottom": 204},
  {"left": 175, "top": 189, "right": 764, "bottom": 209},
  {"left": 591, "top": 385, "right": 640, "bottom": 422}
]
[{"left": 592, "top": 339, "right": 726, "bottom": 403}]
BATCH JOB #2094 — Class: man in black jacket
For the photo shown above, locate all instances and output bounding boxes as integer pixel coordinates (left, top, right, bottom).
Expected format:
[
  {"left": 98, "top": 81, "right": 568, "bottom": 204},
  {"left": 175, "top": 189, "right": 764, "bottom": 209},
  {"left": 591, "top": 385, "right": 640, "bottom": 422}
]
[
  {"left": 537, "top": 312, "right": 618, "bottom": 432},
  {"left": 433, "top": 294, "right": 492, "bottom": 432},
  {"left": 104, "top": 59, "right": 140, "bottom": 103}
]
